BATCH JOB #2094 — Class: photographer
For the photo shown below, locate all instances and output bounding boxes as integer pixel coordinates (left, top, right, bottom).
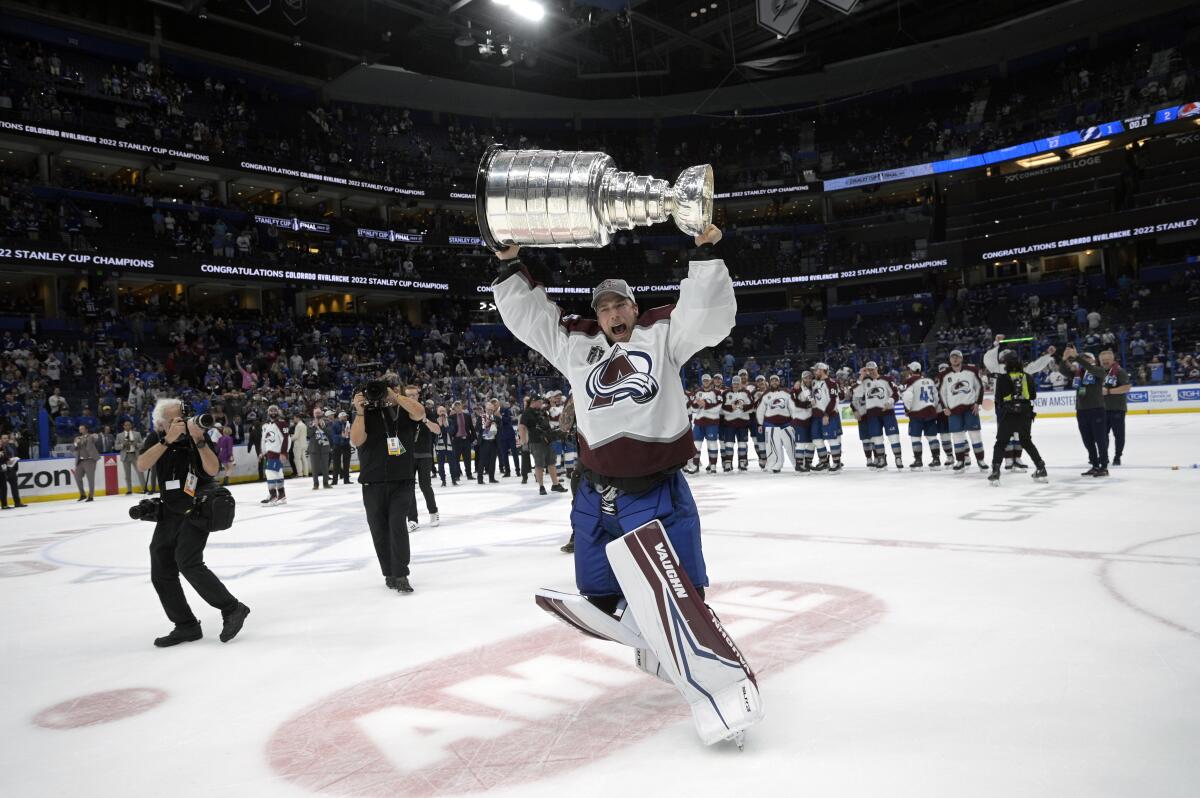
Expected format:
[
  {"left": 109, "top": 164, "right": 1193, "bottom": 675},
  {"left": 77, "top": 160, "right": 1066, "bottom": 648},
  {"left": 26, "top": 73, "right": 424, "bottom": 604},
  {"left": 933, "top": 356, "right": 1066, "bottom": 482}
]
[
  {"left": 518, "top": 395, "right": 565, "bottom": 496},
  {"left": 404, "top": 385, "right": 441, "bottom": 530},
  {"left": 987, "top": 352, "right": 1048, "bottom": 486},
  {"left": 350, "top": 382, "right": 426, "bottom": 594},
  {"left": 135, "top": 398, "right": 250, "bottom": 648},
  {"left": 330, "top": 411, "right": 352, "bottom": 486},
  {"left": 475, "top": 400, "right": 500, "bottom": 485}
]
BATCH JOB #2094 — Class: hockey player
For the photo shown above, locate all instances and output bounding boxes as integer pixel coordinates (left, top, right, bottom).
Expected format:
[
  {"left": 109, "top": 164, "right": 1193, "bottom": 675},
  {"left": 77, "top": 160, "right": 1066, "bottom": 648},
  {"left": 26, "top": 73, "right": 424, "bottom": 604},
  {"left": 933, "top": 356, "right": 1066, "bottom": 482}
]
[
  {"left": 983, "top": 335, "right": 1056, "bottom": 471},
  {"left": 809, "top": 362, "right": 844, "bottom": 473},
  {"left": 493, "top": 227, "right": 761, "bottom": 748},
  {"left": 864, "top": 361, "right": 904, "bottom": 469},
  {"left": 790, "top": 372, "right": 814, "bottom": 472},
  {"left": 902, "top": 362, "right": 942, "bottom": 469},
  {"left": 749, "top": 374, "right": 769, "bottom": 469},
  {"left": 756, "top": 374, "right": 794, "bottom": 473},
  {"left": 259, "top": 404, "right": 289, "bottom": 505},
  {"left": 687, "top": 374, "right": 722, "bottom": 474},
  {"left": 938, "top": 349, "right": 987, "bottom": 472},
  {"left": 849, "top": 368, "right": 876, "bottom": 468},
  {"left": 721, "top": 375, "right": 752, "bottom": 471}
]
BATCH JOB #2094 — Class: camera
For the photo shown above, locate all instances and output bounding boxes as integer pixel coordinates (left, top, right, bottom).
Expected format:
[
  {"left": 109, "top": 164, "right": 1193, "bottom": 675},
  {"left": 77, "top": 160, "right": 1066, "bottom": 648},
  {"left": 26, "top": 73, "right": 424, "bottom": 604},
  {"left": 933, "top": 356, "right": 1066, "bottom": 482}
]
[
  {"left": 181, "top": 400, "right": 215, "bottom": 430},
  {"left": 354, "top": 362, "right": 392, "bottom": 410},
  {"left": 129, "top": 497, "right": 162, "bottom": 521}
]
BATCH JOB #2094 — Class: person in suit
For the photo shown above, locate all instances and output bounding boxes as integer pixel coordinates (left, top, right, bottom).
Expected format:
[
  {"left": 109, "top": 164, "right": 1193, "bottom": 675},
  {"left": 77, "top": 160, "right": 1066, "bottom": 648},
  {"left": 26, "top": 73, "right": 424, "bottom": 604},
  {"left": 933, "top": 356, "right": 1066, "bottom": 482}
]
[
  {"left": 98, "top": 425, "right": 117, "bottom": 455},
  {"left": 292, "top": 414, "right": 310, "bottom": 477},
  {"left": 447, "top": 400, "right": 475, "bottom": 480},
  {"left": 497, "top": 399, "right": 520, "bottom": 477},
  {"left": 475, "top": 400, "right": 500, "bottom": 484},
  {"left": 118, "top": 420, "right": 146, "bottom": 494},
  {"left": 73, "top": 424, "right": 101, "bottom": 501}
]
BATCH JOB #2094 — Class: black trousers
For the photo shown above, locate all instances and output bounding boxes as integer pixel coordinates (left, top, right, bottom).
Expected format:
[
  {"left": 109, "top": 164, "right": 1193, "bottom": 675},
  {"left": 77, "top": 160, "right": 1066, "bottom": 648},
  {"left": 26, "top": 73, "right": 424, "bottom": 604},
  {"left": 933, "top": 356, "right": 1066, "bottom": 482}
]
[
  {"left": 520, "top": 446, "right": 531, "bottom": 480},
  {"left": 1076, "top": 407, "right": 1108, "bottom": 467},
  {"left": 0, "top": 466, "right": 21, "bottom": 506},
  {"left": 149, "top": 508, "right": 238, "bottom": 626},
  {"left": 498, "top": 438, "right": 520, "bottom": 476},
  {"left": 436, "top": 450, "right": 461, "bottom": 483},
  {"left": 331, "top": 444, "right": 352, "bottom": 484},
  {"left": 476, "top": 439, "right": 497, "bottom": 482},
  {"left": 1106, "top": 410, "right": 1126, "bottom": 459},
  {"left": 991, "top": 412, "right": 1043, "bottom": 469},
  {"left": 408, "top": 457, "right": 438, "bottom": 521},
  {"left": 362, "top": 481, "right": 414, "bottom": 578},
  {"left": 452, "top": 439, "right": 473, "bottom": 478}
]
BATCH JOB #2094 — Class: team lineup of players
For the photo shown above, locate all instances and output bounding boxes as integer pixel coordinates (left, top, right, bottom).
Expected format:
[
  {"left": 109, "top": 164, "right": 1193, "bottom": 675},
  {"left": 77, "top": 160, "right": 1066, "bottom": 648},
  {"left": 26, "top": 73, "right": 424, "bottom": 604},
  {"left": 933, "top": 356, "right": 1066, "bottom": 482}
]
[{"left": 685, "top": 347, "right": 1028, "bottom": 474}]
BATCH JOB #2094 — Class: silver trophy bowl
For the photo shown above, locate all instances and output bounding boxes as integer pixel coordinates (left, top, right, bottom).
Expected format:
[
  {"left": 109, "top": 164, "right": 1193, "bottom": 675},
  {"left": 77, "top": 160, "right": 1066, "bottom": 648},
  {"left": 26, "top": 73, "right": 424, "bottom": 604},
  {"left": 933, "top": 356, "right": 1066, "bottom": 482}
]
[{"left": 475, "top": 145, "right": 713, "bottom": 249}]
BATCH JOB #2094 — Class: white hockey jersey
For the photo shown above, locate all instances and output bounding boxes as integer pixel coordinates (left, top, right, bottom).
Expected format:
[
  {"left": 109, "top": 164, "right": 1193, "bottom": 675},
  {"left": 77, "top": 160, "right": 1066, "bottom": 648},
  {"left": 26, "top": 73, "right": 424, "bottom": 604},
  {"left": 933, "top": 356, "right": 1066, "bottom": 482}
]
[
  {"left": 939, "top": 365, "right": 984, "bottom": 414},
  {"left": 862, "top": 377, "right": 895, "bottom": 416},
  {"left": 261, "top": 421, "right": 286, "bottom": 456},
  {"left": 983, "top": 345, "right": 1056, "bottom": 376},
  {"left": 493, "top": 256, "right": 736, "bottom": 479},
  {"left": 722, "top": 388, "right": 753, "bottom": 427},
  {"left": 902, "top": 375, "right": 941, "bottom": 419},
  {"left": 809, "top": 378, "right": 839, "bottom": 417},
  {"left": 691, "top": 388, "right": 723, "bottom": 425},
  {"left": 755, "top": 389, "right": 793, "bottom": 426},
  {"left": 790, "top": 386, "right": 813, "bottom": 422}
]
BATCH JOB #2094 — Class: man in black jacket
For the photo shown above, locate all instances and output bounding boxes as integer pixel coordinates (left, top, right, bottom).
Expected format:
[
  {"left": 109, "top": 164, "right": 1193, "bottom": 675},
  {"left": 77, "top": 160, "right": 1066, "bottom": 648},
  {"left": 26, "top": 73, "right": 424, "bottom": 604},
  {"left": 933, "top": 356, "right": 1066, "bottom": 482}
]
[
  {"left": 404, "top": 384, "right": 442, "bottom": 531},
  {"left": 988, "top": 352, "right": 1047, "bottom": 486}
]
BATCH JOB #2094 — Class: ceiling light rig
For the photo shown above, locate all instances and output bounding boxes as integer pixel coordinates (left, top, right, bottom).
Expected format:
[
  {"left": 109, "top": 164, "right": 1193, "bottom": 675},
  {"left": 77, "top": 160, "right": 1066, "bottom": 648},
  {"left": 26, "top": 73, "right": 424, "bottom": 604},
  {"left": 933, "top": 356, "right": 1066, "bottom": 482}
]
[{"left": 492, "top": 0, "right": 545, "bottom": 23}]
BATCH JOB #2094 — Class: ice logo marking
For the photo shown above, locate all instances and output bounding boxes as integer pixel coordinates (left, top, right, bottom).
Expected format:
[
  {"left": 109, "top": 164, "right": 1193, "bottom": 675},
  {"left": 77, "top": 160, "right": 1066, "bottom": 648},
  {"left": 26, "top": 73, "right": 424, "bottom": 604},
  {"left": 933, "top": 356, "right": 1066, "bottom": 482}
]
[{"left": 586, "top": 345, "right": 659, "bottom": 410}]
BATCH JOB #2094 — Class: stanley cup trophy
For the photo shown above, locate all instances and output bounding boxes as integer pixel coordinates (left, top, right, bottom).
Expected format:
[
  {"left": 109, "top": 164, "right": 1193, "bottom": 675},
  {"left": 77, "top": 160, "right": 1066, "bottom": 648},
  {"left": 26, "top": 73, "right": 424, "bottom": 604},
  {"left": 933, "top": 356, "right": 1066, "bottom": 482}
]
[{"left": 475, "top": 144, "right": 714, "bottom": 249}]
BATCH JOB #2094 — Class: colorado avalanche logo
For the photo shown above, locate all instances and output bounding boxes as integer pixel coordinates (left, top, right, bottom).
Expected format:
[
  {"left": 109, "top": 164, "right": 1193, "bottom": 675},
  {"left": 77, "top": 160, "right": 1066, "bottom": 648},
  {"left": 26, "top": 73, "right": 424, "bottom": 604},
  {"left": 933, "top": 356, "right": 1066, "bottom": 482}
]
[
  {"left": 950, "top": 380, "right": 973, "bottom": 396},
  {"left": 586, "top": 345, "right": 660, "bottom": 410},
  {"left": 866, "top": 385, "right": 887, "bottom": 400}
]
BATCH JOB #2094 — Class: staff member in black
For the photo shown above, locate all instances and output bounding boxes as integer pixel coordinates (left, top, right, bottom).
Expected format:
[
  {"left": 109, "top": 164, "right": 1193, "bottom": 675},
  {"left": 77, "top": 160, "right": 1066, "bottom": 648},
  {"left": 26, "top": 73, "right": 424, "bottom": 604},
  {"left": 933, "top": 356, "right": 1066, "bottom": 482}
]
[
  {"left": 988, "top": 352, "right": 1048, "bottom": 486},
  {"left": 136, "top": 398, "right": 250, "bottom": 647},
  {"left": 0, "top": 432, "right": 26, "bottom": 509},
  {"left": 404, "top": 384, "right": 441, "bottom": 531},
  {"left": 1099, "top": 349, "right": 1131, "bottom": 465},
  {"left": 350, "top": 383, "right": 425, "bottom": 594}
]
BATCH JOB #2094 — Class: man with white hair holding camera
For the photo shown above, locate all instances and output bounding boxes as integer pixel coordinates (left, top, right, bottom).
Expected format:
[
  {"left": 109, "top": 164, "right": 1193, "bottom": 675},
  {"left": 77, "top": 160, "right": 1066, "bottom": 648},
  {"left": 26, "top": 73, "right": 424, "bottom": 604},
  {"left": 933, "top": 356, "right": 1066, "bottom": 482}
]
[{"left": 135, "top": 398, "right": 249, "bottom": 647}]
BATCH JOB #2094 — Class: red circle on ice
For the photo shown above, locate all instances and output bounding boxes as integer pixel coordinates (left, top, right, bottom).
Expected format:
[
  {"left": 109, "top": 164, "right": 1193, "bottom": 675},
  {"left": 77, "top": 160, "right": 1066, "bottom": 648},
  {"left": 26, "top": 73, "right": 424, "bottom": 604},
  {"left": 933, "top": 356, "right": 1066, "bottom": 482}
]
[
  {"left": 32, "top": 688, "right": 168, "bottom": 729},
  {"left": 268, "top": 581, "right": 884, "bottom": 797}
]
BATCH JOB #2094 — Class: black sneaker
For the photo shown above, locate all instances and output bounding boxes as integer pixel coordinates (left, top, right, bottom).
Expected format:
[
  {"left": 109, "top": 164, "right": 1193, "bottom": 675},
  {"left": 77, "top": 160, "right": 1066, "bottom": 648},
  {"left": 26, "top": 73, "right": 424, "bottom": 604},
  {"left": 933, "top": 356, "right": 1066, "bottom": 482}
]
[
  {"left": 560, "top": 538, "right": 575, "bottom": 554},
  {"left": 539, "top": 485, "right": 548, "bottom": 495},
  {"left": 154, "top": 622, "right": 202, "bottom": 648},
  {"left": 551, "top": 483, "right": 567, "bottom": 493},
  {"left": 219, "top": 603, "right": 250, "bottom": 643},
  {"left": 1080, "top": 467, "right": 1098, "bottom": 477},
  {"left": 385, "top": 576, "right": 397, "bottom": 590},
  {"left": 394, "top": 577, "right": 414, "bottom": 593},
  {"left": 1112, "top": 456, "right": 1122, "bottom": 466},
  {"left": 1092, "top": 467, "right": 1109, "bottom": 478}
]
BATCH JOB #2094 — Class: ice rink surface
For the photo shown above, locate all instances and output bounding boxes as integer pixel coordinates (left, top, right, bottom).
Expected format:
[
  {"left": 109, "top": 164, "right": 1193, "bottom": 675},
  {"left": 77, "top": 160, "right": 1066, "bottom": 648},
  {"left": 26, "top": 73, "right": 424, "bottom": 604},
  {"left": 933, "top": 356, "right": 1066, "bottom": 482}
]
[{"left": 2, "top": 414, "right": 1198, "bottom": 798}]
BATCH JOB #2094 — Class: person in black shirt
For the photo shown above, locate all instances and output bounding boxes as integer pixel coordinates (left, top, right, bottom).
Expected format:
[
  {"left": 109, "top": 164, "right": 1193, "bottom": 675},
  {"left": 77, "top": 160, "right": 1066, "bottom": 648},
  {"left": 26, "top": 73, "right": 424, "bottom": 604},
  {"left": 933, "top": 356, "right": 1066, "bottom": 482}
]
[
  {"left": 350, "top": 383, "right": 427, "bottom": 593},
  {"left": 404, "top": 384, "right": 442, "bottom": 531},
  {"left": 518, "top": 396, "right": 565, "bottom": 496},
  {"left": 136, "top": 398, "right": 250, "bottom": 648}
]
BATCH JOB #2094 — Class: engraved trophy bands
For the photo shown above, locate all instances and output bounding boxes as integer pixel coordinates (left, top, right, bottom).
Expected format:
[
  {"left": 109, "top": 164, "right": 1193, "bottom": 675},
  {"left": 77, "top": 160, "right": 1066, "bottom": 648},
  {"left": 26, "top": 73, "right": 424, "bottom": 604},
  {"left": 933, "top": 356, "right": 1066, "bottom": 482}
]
[{"left": 475, "top": 145, "right": 713, "bottom": 249}]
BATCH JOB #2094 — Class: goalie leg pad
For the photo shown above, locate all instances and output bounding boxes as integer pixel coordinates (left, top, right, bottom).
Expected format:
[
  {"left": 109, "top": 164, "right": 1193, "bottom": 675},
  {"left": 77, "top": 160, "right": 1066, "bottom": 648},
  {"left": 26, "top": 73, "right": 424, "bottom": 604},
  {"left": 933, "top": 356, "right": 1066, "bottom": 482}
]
[
  {"left": 534, "top": 588, "right": 644, "bottom": 648},
  {"left": 606, "top": 520, "right": 763, "bottom": 745}
]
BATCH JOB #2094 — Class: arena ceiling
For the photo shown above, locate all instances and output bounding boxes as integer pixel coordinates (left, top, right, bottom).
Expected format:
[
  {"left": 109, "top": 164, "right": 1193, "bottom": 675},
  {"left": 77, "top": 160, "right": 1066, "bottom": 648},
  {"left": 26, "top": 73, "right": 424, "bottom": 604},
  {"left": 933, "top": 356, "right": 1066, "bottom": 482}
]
[{"left": 0, "top": 0, "right": 1178, "bottom": 98}]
